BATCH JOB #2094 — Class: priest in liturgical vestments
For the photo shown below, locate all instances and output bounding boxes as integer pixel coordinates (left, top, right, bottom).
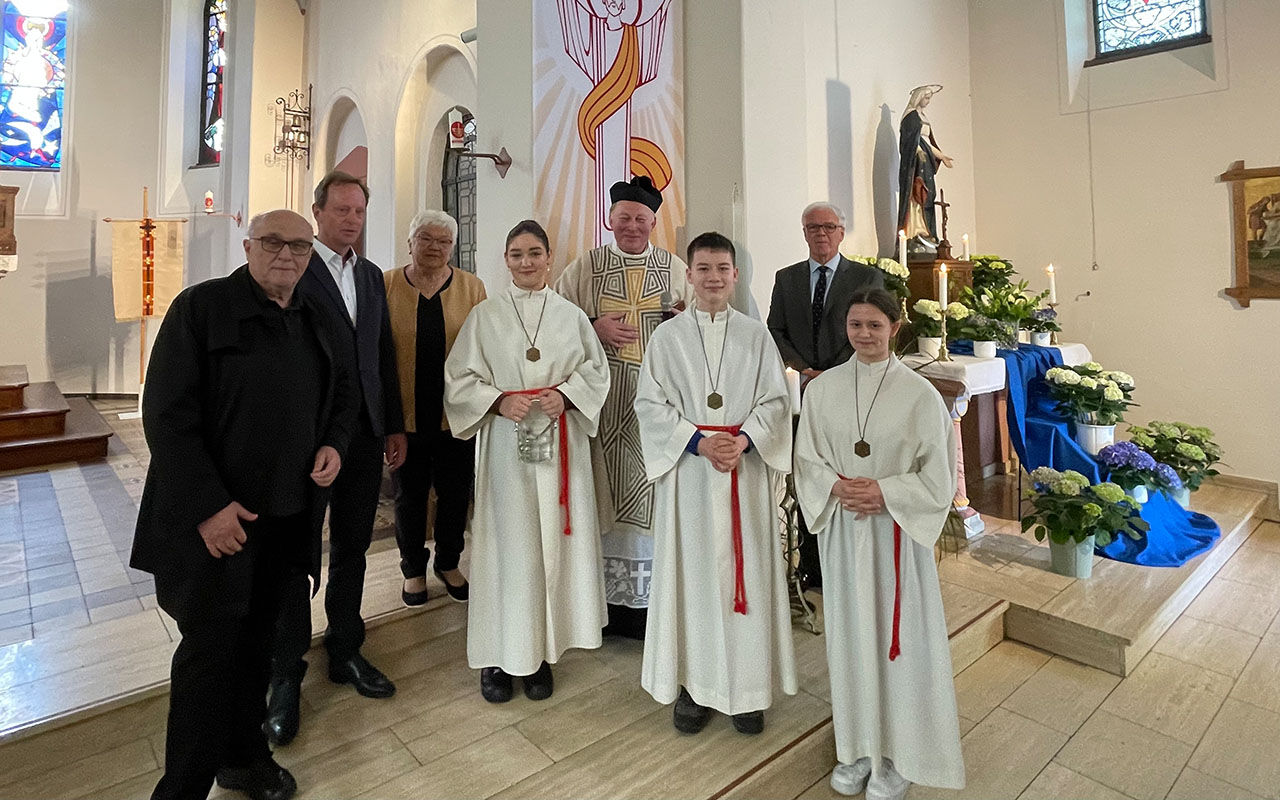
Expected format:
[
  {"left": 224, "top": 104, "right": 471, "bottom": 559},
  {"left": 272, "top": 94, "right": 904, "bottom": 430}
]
[
  {"left": 794, "top": 289, "right": 965, "bottom": 800},
  {"left": 635, "top": 232, "right": 798, "bottom": 735},
  {"left": 444, "top": 220, "right": 611, "bottom": 703},
  {"left": 555, "top": 175, "right": 695, "bottom": 637}
]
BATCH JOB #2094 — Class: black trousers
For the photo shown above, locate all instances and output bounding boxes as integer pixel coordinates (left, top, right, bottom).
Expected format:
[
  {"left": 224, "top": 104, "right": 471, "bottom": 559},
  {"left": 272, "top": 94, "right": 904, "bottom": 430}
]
[
  {"left": 274, "top": 432, "right": 384, "bottom": 675},
  {"left": 151, "top": 514, "right": 310, "bottom": 800},
  {"left": 393, "top": 429, "right": 474, "bottom": 577}
]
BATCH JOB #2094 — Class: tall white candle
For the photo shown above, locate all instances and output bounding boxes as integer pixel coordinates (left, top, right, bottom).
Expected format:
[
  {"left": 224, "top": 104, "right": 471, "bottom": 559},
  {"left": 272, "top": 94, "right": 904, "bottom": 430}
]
[
  {"left": 938, "top": 263, "right": 949, "bottom": 307},
  {"left": 898, "top": 229, "right": 908, "bottom": 268},
  {"left": 962, "top": 233, "right": 970, "bottom": 261},
  {"left": 1046, "top": 263, "right": 1058, "bottom": 304}
]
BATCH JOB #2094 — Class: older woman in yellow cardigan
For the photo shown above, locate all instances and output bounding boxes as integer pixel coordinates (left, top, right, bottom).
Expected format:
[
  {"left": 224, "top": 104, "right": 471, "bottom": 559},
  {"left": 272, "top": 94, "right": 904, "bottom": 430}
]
[{"left": 385, "top": 210, "right": 487, "bottom": 605}]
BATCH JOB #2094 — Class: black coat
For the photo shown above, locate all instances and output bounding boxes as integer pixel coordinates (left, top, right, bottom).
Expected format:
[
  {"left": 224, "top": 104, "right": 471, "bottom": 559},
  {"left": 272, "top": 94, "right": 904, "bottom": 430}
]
[
  {"left": 130, "top": 265, "right": 359, "bottom": 619},
  {"left": 299, "top": 251, "right": 404, "bottom": 438},
  {"left": 766, "top": 255, "right": 885, "bottom": 372}
]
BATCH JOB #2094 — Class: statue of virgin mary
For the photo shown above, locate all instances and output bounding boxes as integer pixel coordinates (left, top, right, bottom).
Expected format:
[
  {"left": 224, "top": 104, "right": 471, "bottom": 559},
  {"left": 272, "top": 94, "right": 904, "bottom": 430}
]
[{"left": 897, "top": 84, "right": 955, "bottom": 252}]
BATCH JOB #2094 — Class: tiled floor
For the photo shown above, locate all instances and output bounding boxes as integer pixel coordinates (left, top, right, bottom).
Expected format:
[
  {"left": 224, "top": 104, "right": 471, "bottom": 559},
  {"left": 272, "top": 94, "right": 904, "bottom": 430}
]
[
  {"left": 0, "top": 399, "right": 400, "bottom": 649},
  {"left": 796, "top": 522, "right": 1280, "bottom": 800}
]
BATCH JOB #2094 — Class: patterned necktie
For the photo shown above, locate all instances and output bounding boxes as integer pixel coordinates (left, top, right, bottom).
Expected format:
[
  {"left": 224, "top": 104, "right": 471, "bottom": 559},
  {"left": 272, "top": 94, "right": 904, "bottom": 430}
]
[{"left": 812, "top": 265, "right": 829, "bottom": 358}]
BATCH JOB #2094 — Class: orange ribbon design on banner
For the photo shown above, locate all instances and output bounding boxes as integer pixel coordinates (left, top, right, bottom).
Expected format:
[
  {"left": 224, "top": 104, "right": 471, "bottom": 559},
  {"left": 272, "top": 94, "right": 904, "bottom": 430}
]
[{"left": 576, "top": 23, "right": 673, "bottom": 190}]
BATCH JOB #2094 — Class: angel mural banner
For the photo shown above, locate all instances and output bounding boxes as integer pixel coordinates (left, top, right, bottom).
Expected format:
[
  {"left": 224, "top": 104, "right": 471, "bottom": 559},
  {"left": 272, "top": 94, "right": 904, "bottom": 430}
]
[{"left": 534, "top": 0, "right": 685, "bottom": 275}]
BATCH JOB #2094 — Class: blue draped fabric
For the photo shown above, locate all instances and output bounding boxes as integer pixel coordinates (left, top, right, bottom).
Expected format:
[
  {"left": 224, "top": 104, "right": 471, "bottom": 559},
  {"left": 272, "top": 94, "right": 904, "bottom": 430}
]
[{"left": 946, "top": 340, "right": 1219, "bottom": 567}]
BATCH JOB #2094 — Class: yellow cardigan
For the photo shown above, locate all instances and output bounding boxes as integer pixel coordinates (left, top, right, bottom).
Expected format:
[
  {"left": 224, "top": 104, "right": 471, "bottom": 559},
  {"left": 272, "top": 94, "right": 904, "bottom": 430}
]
[{"left": 384, "top": 265, "right": 487, "bottom": 433}]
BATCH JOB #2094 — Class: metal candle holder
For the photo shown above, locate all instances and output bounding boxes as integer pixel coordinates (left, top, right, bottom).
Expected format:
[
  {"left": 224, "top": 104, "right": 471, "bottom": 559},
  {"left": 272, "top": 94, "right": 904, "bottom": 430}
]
[{"left": 1048, "top": 302, "right": 1060, "bottom": 345}]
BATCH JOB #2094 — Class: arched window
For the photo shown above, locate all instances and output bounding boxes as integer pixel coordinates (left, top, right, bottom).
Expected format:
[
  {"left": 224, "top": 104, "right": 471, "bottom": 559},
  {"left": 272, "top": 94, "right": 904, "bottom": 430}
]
[
  {"left": 442, "top": 113, "right": 478, "bottom": 273},
  {"left": 1091, "top": 0, "right": 1209, "bottom": 63},
  {"left": 197, "top": 0, "right": 226, "bottom": 165},
  {"left": 0, "top": 0, "right": 68, "bottom": 170}
]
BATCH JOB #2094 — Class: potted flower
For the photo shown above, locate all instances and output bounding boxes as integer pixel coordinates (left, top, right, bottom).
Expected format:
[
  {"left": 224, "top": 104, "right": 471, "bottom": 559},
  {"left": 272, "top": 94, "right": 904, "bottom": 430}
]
[
  {"left": 961, "top": 281, "right": 1048, "bottom": 340},
  {"left": 1022, "top": 467, "right": 1149, "bottom": 578},
  {"left": 969, "top": 255, "right": 1016, "bottom": 295},
  {"left": 954, "top": 312, "right": 1014, "bottom": 358},
  {"left": 1044, "top": 362, "right": 1136, "bottom": 454},
  {"left": 1021, "top": 307, "right": 1061, "bottom": 347},
  {"left": 1127, "top": 422, "right": 1223, "bottom": 509},
  {"left": 911, "top": 299, "right": 943, "bottom": 357},
  {"left": 852, "top": 256, "right": 910, "bottom": 302},
  {"left": 1095, "top": 441, "right": 1183, "bottom": 503}
]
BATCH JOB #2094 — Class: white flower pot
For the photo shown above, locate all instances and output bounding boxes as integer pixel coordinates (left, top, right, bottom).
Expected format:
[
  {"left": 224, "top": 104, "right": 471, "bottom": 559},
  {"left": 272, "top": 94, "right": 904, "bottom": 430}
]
[
  {"left": 1017, "top": 329, "right": 1031, "bottom": 344},
  {"left": 1127, "top": 485, "right": 1148, "bottom": 504},
  {"left": 1074, "top": 422, "right": 1116, "bottom": 456},
  {"left": 1031, "top": 331, "right": 1052, "bottom": 347},
  {"left": 1048, "top": 535, "right": 1095, "bottom": 578},
  {"left": 917, "top": 336, "right": 942, "bottom": 358},
  {"left": 972, "top": 340, "right": 997, "bottom": 359},
  {"left": 1171, "top": 486, "right": 1192, "bottom": 509}
]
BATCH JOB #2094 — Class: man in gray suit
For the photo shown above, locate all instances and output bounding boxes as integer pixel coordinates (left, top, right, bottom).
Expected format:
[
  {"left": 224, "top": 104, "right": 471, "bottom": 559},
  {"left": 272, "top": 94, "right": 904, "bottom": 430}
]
[
  {"left": 767, "top": 202, "right": 885, "bottom": 380},
  {"left": 766, "top": 202, "right": 883, "bottom": 587}
]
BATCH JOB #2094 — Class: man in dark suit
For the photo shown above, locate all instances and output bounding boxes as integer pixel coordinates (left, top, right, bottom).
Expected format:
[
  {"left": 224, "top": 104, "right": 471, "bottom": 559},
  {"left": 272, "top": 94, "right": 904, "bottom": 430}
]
[
  {"left": 131, "top": 209, "right": 358, "bottom": 800},
  {"left": 767, "top": 202, "right": 885, "bottom": 378},
  {"left": 767, "top": 202, "right": 883, "bottom": 587},
  {"left": 265, "top": 171, "right": 407, "bottom": 746}
]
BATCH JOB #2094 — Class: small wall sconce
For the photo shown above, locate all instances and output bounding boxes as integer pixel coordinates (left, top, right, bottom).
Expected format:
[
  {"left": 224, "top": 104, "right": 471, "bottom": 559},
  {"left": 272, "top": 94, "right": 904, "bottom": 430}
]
[{"left": 457, "top": 147, "right": 512, "bottom": 179}]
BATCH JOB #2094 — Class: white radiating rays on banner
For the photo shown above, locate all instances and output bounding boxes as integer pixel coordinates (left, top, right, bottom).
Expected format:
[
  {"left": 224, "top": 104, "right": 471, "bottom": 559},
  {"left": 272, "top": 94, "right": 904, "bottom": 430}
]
[{"left": 534, "top": 0, "right": 685, "bottom": 279}]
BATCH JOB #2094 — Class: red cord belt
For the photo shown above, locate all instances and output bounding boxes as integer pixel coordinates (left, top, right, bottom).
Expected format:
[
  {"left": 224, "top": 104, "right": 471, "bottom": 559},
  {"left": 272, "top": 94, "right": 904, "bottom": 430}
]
[
  {"left": 697, "top": 424, "right": 748, "bottom": 615},
  {"left": 503, "top": 387, "right": 571, "bottom": 536},
  {"left": 838, "top": 473, "right": 902, "bottom": 662}
]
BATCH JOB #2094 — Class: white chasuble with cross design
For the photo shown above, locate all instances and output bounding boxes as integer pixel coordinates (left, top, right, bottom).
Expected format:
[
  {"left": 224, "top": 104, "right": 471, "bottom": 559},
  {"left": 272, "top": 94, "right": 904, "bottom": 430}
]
[
  {"left": 634, "top": 307, "right": 798, "bottom": 714},
  {"left": 555, "top": 242, "right": 693, "bottom": 609},
  {"left": 793, "top": 357, "right": 965, "bottom": 790}
]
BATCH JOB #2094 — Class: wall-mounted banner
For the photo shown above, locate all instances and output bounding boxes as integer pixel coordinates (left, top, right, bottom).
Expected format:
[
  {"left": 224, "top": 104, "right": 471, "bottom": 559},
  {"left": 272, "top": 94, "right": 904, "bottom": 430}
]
[{"left": 534, "top": 0, "right": 685, "bottom": 275}]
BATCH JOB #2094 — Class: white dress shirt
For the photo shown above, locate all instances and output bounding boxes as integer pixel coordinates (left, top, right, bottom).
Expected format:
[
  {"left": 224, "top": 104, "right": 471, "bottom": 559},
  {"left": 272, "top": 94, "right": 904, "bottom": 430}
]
[{"left": 313, "top": 238, "right": 359, "bottom": 325}]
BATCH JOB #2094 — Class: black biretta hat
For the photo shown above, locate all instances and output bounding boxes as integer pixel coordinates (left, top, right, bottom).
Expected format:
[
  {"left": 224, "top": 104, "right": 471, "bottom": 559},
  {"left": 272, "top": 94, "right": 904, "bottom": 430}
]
[{"left": 609, "top": 175, "right": 663, "bottom": 213}]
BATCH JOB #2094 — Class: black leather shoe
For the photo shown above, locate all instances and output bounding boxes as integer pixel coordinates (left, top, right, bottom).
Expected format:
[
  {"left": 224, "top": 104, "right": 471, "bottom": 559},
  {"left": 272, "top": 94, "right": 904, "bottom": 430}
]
[
  {"left": 673, "top": 686, "right": 711, "bottom": 734},
  {"left": 215, "top": 758, "right": 297, "bottom": 800},
  {"left": 402, "top": 577, "right": 429, "bottom": 607},
  {"left": 262, "top": 662, "right": 306, "bottom": 746},
  {"left": 328, "top": 653, "right": 396, "bottom": 698},
  {"left": 522, "top": 661, "right": 554, "bottom": 701},
  {"left": 481, "top": 667, "right": 514, "bottom": 703},
  {"left": 732, "top": 710, "right": 765, "bottom": 734},
  {"left": 433, "top": 567, "right": 469, "bottom": 603}
]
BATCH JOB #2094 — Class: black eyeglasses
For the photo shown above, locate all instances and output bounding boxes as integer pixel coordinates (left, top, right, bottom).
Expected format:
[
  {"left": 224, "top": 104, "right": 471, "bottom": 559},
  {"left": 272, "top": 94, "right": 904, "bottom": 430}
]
[
  {"left": 250, "top": 236, "right": 313, "bottom": 256},
  {"left": 804, "top": 223, "right": 843, "bottom": 234}
]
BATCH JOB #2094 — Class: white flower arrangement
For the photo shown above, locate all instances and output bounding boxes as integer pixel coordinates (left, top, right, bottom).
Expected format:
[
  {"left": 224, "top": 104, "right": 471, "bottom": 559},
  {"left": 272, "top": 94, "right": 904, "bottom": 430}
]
[
  {"left": 946, "top": 302, "right": 970, "bottom": 320},
  {"left": 1046, "top": 367, "right": 1081, "bottom": 385},
  {"left": 912, "top": 299, "right": 942, "bottom": 320},
  {"left": 876, "top": 258, "right": 909, "bottom": 279}
]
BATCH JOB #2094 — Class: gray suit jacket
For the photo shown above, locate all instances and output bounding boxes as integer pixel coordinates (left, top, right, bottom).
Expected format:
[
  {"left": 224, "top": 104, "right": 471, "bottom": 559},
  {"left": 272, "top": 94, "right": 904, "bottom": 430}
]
[{"left": 766, "top": 255, "right": 884, "bottom": 371}]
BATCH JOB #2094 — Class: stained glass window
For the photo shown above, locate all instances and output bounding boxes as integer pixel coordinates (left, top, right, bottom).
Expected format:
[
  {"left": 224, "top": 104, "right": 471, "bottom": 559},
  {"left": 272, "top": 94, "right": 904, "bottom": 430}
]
[
  {"left": 442, "top": 114, "right": 478, "bottom": 273},
  {"left": 0, "top": 0, "right": 67, "bottom": 170},
  {"left": 197, "top": 0, "right": 226, "bottom": 165},
  {"left": 1094, "top": 0, "right": 1208, "bottom": 59}
]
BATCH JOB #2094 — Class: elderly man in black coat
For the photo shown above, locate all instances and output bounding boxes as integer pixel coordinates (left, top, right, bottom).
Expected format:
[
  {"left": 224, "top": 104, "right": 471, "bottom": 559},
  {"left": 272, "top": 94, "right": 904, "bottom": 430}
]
[{"left": 130, "top": 209, "right": 358, "bottom": 800}]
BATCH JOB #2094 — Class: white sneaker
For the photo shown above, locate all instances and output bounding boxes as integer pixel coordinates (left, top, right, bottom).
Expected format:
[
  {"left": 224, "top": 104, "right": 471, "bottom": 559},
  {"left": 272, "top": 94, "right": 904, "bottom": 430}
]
[
  {"left": 866, "top": 759, "right": 910, "bottom": 800},
  {"left": 830, "top": 758, "right": 872, "bottom": 796}
]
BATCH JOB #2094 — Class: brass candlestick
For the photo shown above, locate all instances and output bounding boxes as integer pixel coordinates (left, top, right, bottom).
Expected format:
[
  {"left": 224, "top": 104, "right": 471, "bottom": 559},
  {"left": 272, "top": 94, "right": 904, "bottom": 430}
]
[
  {"left": 938, "top": 312, "right": 953, "bottom": 362},
  {"left": 1048, "top": 302, "right": 1060, "bottom": 345}
]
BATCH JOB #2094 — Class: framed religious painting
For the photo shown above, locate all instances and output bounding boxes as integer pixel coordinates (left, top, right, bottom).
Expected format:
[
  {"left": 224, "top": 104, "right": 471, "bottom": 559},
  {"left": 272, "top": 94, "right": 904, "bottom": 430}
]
[{"left": 1218, "top": 160, "right": 1280, "bottom": 307}]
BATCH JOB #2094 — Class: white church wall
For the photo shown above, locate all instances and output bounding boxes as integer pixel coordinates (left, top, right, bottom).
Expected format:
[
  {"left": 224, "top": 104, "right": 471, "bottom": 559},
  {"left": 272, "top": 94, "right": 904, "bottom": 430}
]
[
  {"left": 1, "top": 0, "right": 164, "bottom": 391},
  {"left": 969, "top": 0, "right": 1280, "bottom": 486},
  {"left": 738, "top": 0, "right": 977, "bottom": 316},
  {"left": 304, "top": 0, "right": 477, "bottom": 274}
]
